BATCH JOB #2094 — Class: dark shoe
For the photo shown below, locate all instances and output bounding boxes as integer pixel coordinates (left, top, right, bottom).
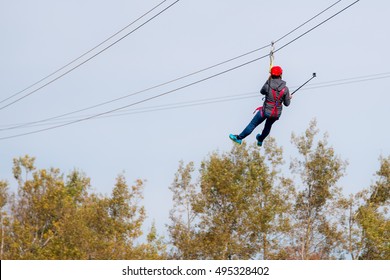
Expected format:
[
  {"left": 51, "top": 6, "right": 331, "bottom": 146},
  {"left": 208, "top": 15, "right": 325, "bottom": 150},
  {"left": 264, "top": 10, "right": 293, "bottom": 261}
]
[
  {"left": 229, "top": 134, "right": 242, "bottom": 145},
  {"left": 256, "top": 134, "right": 263, "bottom": 147}
]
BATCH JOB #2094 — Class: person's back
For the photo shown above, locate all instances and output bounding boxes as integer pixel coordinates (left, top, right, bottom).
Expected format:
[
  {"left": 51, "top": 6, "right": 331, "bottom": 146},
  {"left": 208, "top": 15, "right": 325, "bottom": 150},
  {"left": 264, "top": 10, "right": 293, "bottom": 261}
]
[
  {"left": 260, "top": 66, "right": 291, "bottom": 118},
  {"left": 260, "top": 68, "right": 290, "bottom": 119}
]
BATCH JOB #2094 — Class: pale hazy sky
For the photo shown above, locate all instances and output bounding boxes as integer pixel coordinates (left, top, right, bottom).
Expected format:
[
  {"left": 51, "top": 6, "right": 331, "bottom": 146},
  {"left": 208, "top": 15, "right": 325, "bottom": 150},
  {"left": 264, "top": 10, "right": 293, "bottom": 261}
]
[{"left": 1, "top": 0, "right": 389, "bottom": 236}]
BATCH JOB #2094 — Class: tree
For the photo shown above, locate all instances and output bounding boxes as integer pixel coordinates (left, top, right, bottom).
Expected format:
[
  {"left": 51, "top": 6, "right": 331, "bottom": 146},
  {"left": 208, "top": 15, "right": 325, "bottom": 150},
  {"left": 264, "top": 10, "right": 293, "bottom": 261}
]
[
  {"left": 357, "top": 156, "right": 390, "bottom": 259},
  {"left": 288, "top": 119, "right": 347, "bottom": 259},
  {"left": 9, "top": 162, "right": 69, "bottom": 258},
  {"left": 168, "top": 161, "right": 198, "bottom": 259},
  {"left": 47, "top": 175, "right": 148, "bottom": 260},
  {"left": 169, "top": 139, "right": 293, "bottom": 259},
  {"left": 0, "top": 180, "right": 9, "bottom": 259},
  {"left": 2, "top": 156, "right": 164, "bottom": 260},
  {"left": 106, "top": 175, "right": 146, "bottom": 259},
  {"left": 133, "top": 222, "right": 167, "bottom": 260},
  {"left": 337, "top": 192, "right": 365, "bottom": 260}
]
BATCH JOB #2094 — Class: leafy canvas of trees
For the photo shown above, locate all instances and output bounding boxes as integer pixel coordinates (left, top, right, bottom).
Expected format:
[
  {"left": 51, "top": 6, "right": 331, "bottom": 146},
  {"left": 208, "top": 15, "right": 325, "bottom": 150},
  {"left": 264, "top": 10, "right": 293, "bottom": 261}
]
[{"left": 0, "top": 120, "right": 388, "bottom": 260}]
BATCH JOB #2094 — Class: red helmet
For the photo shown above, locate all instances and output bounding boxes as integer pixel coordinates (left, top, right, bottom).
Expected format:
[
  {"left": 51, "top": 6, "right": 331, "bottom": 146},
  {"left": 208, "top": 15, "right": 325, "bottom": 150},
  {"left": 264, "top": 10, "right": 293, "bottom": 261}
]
[{"left": 270, "top": 66, "right": 283, "bottom": 76}]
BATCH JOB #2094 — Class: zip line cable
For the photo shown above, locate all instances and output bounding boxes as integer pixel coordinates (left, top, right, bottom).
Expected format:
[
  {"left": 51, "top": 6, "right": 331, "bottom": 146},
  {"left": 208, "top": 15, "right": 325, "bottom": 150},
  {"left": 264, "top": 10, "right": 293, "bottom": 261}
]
[
  {"left": 1, "top": 0, "right": 344, "bottom": 132},
  {"left": 0, "top": 0, "right": 180, "bottom": 111},
  {"left": 274, "top": 0, "right": 360, "bottom": 55},
  {"left": 3, "top": 71, "right": 388, "bottom": 130},
  {"left": 267, "top": 0, "right": 341, "bottom": 69},
  {"left": 0, "top": 0, "right": 360, "bottom": 140},
  {"left": 273, "top": 0, "right": 341, "bottom": 44}
]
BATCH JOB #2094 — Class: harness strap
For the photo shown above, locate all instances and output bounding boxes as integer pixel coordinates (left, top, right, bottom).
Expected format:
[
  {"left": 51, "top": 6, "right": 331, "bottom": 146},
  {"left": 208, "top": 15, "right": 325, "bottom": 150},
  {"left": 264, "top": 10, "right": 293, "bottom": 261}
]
[
  {"left": 253, "top": 106, "right": 264, "bottom": 117},
  {"left": 267, "top": 87, "right": 286, "bottom": 118},
  {"left": 254, "top": 87, "right": 285, "bottom": 118}
]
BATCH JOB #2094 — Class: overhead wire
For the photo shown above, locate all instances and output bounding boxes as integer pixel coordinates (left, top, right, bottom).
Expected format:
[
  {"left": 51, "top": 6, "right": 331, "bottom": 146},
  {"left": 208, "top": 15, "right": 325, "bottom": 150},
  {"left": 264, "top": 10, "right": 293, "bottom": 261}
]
[
  {"left": 273, "top": 0, "right": 360, "bottom": 54},
  {"left": 0, "top": 0, "right": 361, "bottom": 141},
  {"left": 0, "top": 0, "right": 180, "bottom": 111},
  {"left": 0, "top": 0, "right": 170, "bottom": 107},
  {"left": 2, "top": 71, "right": 388, "bottom": 130},
  {"left": 273, "top": 0, "right": 341, "bottom": 44},
  {"left": 1, "top": 0, "right": 344, "bottom": 132},
  {"left": 300, "top": 71, "right": 390, "bottom": 87},
  {"left": 1, "top": 93, "right": 259, "bottom": 129}
]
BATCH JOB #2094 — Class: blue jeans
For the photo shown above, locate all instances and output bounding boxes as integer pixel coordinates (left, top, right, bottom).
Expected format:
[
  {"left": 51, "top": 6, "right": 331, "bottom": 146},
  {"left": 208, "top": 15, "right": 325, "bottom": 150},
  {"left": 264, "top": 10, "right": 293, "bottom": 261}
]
[{"left": 238, "top": 111, "right": 277, "bottom": 142}]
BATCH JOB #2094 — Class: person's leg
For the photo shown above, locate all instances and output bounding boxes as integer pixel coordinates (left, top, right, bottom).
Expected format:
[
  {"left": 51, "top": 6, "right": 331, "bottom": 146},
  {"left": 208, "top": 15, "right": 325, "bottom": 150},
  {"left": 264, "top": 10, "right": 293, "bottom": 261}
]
[
  {"left": 256, "top": 117, "right": 278, "bottom": 143},
  {"left": 237, "top": 111, "right": 265, "bottom": 140}
]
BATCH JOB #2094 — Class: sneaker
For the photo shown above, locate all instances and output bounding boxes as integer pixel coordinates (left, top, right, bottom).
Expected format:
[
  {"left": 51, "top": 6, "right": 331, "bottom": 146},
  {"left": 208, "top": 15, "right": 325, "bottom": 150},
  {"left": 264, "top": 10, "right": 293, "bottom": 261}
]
[
  {"left": 256, "top": 134, "right": 263, "bottom": 147},
  {"left": 229, "top": 134, "right": 242, "bottom": 145}
]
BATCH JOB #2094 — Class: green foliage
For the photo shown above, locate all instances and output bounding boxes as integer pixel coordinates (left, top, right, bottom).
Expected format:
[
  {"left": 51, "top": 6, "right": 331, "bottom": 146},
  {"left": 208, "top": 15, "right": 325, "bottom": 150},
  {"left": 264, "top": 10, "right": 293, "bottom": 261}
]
[
  {"left": 168, "top": 161, "right": 198, "bottom": 259},
  {"left": 369, "top": 156, "right": 390, "bottom": 205},
  {"left": 0, "top": 121, "right": 388, "bottom": 260},
  {"left": 167, "top": 123, "right": 389, "bottom": 260},
  {"left": 289, "top": 119, "right": 347, "bottom": 259},
  {"left": 0, "top": 157, "right": 164, "bottom": 260},
  {"left": 337, "top": 193, "right": 365, "bottom": 260},
  {"left": 336, "top": 156, "right": 390, "bottom": 260},
  {"left": 357, "top": 156, "right": 390, "bottom": 260},
  {"left": 169, "top": 139, "right": 294, "bottom": 259},
  {"left": 0, "top": 180, "right": 9, "bottom": 259}
]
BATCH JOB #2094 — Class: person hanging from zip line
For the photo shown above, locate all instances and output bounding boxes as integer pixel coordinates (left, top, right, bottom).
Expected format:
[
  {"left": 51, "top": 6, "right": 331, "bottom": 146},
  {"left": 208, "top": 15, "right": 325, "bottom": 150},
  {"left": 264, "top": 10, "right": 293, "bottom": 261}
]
[{"left": 229, "top": 65, "right": 291, "bottom": 147}]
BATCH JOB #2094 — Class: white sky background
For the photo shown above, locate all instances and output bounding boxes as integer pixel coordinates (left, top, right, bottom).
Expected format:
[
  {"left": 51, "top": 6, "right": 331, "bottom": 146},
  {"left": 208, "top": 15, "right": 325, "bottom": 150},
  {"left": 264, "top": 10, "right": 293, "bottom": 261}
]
[{"left": 0, "top": 0, "right": 389, "bottom": 238}]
